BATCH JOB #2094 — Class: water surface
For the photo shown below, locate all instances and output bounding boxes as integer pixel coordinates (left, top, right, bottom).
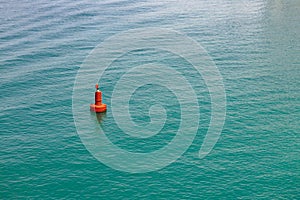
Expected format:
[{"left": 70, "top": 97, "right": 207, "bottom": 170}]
[{"left": 0, "top": 0, "right": 299, "bottom": 199}]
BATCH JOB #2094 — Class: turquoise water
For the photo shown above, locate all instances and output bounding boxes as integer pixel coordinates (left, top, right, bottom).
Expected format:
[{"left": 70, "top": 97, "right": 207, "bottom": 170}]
[{"left": 1, "top": 0, "right": 299, "bottom": 199}]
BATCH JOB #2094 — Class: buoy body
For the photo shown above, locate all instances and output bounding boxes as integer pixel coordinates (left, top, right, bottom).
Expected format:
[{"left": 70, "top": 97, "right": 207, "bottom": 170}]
[{"left": 90, "top": 84, "right": 107, "bottom": 113}]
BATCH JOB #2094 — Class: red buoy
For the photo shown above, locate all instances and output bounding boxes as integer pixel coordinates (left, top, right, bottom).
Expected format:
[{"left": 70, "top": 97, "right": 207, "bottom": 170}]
[{"left": 90, "top": 84, "right": 107, "bottom": 113}]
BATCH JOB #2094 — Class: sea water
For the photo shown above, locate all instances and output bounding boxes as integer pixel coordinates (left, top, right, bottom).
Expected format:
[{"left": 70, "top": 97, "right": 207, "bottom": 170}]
[{"left": 0, "top": 0, "right": 299, "bottom": 199}]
